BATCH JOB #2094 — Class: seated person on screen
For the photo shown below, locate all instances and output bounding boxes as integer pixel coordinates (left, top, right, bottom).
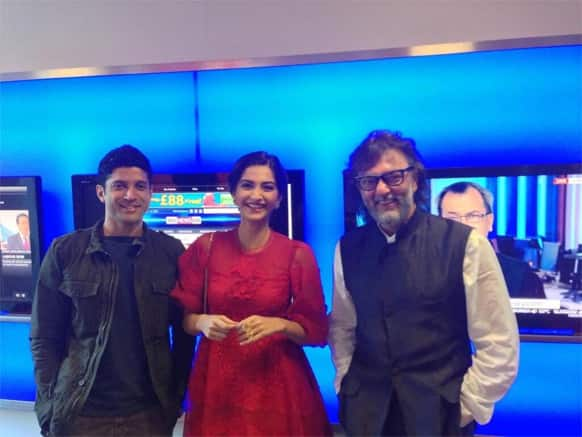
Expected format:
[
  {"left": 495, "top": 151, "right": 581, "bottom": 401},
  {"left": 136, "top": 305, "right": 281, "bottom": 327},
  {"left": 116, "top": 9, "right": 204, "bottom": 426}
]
[
  {"left": 438, "top": 181, "right": 545, "bottom": 299},
  {"left": 6, "top": 213, "right": 30, "bottom": 251}
]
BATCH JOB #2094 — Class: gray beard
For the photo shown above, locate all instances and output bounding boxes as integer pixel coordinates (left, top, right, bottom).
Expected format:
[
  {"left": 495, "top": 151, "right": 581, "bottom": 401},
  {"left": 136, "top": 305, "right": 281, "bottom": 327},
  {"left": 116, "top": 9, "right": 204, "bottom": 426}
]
[{"left": 375, "top": 203, "right": 412, "bottom": 234}]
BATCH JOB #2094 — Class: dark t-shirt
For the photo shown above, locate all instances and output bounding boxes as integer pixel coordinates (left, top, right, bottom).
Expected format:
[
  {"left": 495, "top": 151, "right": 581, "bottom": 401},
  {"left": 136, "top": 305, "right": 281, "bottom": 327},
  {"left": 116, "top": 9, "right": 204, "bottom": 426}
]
[{"left": 81, "top": 237, "right": 158, "bottom": 416}]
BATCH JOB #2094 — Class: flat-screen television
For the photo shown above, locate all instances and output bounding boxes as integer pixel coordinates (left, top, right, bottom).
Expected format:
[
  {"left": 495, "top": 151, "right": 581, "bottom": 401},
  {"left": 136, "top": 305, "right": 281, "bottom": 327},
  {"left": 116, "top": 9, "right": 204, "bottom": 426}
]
[
  {"left": 0, "top": 176, "right": 43, "bottom": 314},
  {"left": 72, "top": 171, "right": 305, "bottom": 247},
  {"left": 343, "top": 163, "right": 582, "bottom": 342}
]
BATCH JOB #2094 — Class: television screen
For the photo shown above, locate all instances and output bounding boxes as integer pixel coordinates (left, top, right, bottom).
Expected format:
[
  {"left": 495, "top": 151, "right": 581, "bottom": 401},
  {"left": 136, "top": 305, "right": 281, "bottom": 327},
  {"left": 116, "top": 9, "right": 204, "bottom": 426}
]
[
  {"left": 0, "top": 176, "right": 43, "bottom": 314},
  {"left": 72, "top": 171, "right": 305, "bottom": 247},
  {"left": 343, "top": 163, "right": 582, "bottom": 341}
]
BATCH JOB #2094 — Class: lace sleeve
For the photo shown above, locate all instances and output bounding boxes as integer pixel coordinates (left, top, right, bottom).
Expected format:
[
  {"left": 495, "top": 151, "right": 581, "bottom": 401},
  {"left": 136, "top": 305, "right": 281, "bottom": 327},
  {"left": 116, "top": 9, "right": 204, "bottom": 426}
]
[
  {"left": 287, "top": 242, "right": 329, "bottom": 346},
  {"left": 170, "top": 233, "right": 212, "bottom": 313}
]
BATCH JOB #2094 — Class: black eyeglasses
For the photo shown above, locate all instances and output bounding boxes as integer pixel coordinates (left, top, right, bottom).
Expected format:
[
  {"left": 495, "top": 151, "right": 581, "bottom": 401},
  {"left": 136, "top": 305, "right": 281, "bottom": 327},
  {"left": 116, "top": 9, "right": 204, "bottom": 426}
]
[
  {"left": 354, "top": 166, "right": 414, "bottom": 191},
  {"left": 444, "top": 212, "right": 491, "bottom": 224}
]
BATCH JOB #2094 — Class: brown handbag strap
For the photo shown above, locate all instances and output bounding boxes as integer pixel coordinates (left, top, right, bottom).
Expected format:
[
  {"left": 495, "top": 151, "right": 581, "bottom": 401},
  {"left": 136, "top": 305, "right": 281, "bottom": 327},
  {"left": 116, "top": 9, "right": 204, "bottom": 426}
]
[{"left": 203, "top": 232, "right": 215, "bottom": 314}]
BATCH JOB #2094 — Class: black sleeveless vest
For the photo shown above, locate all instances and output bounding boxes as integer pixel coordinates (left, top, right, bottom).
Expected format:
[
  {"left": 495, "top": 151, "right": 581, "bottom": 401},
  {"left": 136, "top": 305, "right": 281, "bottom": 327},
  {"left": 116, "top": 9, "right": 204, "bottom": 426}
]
[{"left": 340, "top": 210, "right": 472, "bottom": 404}]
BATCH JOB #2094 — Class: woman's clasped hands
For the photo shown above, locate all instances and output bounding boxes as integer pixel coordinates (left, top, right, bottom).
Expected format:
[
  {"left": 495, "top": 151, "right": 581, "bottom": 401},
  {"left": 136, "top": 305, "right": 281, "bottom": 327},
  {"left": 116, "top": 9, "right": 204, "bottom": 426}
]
[{"left": 195, "top": 314, "right": 286, "bottom": 345}]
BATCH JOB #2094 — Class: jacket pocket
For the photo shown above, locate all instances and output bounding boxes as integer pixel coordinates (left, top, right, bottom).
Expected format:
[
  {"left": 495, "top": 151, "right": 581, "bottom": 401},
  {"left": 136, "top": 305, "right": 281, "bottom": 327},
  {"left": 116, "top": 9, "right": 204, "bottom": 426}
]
[
  {"left": 58, "top": 280, "right": 101, "bottom": 335},
  {"left": 145, "top": 280, "right": 175, "bottom": 338},
  {"left": 59, "top": 280, "right": 99, "bottom": 298}
]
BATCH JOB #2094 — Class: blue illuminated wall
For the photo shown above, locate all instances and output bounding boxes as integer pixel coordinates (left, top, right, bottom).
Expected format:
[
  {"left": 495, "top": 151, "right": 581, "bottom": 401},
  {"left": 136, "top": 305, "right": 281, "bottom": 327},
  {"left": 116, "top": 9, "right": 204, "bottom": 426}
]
[
  {"left": 1, "top": 44, "right": 581, "bottom": 435},
  {"left": 0, "top": 72, "right": 198, "bottom": 246},
  {"left": 196, "top": 45, "right": 582, "bottom": 304},
  {"left": 0, "top": 321, "right": 35, "bottom": 401}
]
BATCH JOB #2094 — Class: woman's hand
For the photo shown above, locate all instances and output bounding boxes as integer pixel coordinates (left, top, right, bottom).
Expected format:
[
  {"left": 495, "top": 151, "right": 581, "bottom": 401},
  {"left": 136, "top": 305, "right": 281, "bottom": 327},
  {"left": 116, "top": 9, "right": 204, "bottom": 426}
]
[
  {"left": 237, "top": 315, "right": 287, "bottom": 345},
  {"left": 185, "top": 314, "right": 238, "bottom": 341}
]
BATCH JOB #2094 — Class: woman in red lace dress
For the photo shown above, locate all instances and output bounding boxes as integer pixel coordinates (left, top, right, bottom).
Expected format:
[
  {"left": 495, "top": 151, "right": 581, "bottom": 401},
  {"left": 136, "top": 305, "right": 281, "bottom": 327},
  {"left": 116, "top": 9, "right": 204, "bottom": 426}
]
[{"left": 171, "top": 151, "right": 332, "bottom": 436}]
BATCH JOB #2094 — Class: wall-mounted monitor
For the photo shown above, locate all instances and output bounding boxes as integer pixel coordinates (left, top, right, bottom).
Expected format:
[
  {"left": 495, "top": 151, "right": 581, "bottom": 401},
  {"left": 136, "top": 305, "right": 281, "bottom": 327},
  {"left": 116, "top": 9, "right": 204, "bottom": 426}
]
[
  {"left": 72, "top": 171, "right": 305, "bottom": 247},
  {"left": 0, "top": 176, "right": 43, "bottom": 314},
  {"left": 343, "top": 163, "right": 582, "bottom": 342}
]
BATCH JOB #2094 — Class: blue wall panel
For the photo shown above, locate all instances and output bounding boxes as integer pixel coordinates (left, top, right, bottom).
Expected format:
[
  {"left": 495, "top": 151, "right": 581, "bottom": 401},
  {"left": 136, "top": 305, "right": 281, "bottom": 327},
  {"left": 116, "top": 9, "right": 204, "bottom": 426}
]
[
  {"left": 197, "top": 44, "right": 582, "bottom": 297},
  {"left": 0, "top": 321, "right": 35, "bottom": 401},
  {"left": 478, "top": 342, "right": 582, "bottom": 436},
  {"left": 0, "top": 72, "right": 198, "bottom": 248}
]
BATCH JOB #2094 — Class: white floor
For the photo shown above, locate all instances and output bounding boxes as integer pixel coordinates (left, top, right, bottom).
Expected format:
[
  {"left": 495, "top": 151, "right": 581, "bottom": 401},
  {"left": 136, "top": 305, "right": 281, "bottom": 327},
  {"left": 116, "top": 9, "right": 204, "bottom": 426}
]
[
  {"left": 0, "top": 401, "right": 184, "bottom": 436},
  {"left": 0, "top": 403, "right": 344, "bottom": 436},
  {"left": 0, "top": 403, "right": 39, "bottom": 436}
]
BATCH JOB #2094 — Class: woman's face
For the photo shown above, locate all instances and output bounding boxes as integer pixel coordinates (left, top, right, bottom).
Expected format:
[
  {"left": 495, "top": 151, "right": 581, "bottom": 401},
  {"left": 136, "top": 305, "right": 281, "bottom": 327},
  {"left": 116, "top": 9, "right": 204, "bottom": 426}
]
[{"left": 233, "top": 165, "right": 281, "bottom": 224}]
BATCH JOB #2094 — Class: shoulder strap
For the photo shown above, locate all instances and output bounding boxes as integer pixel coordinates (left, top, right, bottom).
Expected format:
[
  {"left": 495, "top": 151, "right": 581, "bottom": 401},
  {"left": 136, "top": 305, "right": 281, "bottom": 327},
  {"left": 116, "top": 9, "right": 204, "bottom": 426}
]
[{"left": 203, "top": 232, "right": 215, "bottom": 314}]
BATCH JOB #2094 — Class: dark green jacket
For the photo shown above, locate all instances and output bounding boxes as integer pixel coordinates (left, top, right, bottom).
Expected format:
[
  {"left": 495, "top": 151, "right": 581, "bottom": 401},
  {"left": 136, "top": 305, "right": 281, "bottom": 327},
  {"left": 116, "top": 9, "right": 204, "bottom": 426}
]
[{"left": 30, "top": 222, "right": 194, "bottom": 436}]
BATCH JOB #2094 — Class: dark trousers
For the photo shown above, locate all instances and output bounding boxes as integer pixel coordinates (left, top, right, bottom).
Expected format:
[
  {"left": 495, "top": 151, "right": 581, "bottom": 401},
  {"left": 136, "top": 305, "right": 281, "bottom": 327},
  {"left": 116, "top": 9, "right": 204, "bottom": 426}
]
[
  {"left": 382, "top": 395, "right": 475, "bottom": 437},
  {"left": 66, "top": 405, "right": 173, "bottom": 437}
]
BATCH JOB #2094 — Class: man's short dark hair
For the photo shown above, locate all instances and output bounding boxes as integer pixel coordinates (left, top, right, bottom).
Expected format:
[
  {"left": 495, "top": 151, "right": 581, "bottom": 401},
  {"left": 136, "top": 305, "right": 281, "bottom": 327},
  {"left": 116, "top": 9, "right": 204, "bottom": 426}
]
[
  {"left": 348, "top": 130, "right": 428, "bottom": 208},
  {"left": 228, "top": 151, "right": 288, "bottom": 197},
  {"left": 97, "top": 145, "right": 152, "bottom": 186},
  {"left": 436, "top": 181, "right": 494, "bottom": 216},
  {"left": 16, "top": 213, "right": 28, "bottom": 225}
]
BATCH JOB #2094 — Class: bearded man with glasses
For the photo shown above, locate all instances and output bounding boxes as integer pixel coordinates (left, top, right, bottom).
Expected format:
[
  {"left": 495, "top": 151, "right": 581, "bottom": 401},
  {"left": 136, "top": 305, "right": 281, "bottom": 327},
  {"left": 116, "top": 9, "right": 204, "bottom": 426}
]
[
  {"left": 329, "top": 130, "right": 518, "bottom": 436},
  {"left": 438, "top": 181, "right": 545, "bottom": 299}
]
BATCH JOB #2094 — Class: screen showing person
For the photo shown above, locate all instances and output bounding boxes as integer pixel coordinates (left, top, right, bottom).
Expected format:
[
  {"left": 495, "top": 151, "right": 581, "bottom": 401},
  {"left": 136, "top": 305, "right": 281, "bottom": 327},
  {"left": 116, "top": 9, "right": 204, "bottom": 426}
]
[
  {"left": 0, "top": 176, "right": 42, "bottom": 313},
  {"left": 1, "top": 210, "right": 33, "bottom": 310},
  {"left": 437, "top": 181, "right": 545, "bottom": 299},
  {"left": 6, "top": 213, "right": 31, "bottom": 251},
  {"left": 0, "top": 210, "right": 33, "bottom": 275}
]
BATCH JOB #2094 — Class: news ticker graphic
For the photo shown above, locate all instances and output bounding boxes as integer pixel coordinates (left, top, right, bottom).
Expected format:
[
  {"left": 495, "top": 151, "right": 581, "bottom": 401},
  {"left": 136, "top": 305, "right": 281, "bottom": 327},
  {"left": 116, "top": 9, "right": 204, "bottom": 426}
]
[{"left": 511, "top": 298, "right": 582, "bottom": 317}]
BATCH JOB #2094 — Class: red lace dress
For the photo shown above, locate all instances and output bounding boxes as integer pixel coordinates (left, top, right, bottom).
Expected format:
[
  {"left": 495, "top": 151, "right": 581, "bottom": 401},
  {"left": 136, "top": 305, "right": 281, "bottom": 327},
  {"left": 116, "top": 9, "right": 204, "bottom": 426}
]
[{"left": 171, "top": 229, "right": 332, "bottom": 436}]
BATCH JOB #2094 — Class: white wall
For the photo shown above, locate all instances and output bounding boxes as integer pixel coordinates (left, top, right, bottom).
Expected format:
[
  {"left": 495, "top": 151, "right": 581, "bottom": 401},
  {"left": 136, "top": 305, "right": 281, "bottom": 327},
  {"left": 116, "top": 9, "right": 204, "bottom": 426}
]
[{"left": 1, "top": 0, "right": 581, "bottom": 75}]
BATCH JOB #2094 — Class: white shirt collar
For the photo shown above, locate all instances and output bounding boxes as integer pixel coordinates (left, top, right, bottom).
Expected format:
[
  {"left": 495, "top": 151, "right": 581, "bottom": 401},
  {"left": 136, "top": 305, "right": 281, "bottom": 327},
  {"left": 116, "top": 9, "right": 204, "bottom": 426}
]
[{"left": 377, "top": 223, "right": 397, "bottom": 244}]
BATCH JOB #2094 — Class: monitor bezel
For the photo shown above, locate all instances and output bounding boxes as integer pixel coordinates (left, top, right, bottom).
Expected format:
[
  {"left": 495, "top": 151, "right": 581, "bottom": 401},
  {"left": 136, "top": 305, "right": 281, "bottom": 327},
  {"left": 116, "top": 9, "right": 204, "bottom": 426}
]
[
  {"left": 343, "top": 162, "right": 582, "bottom": 343},
  {"left": 0, "top": 175, "right": 43, "bottom": 313},
  {"left": 425, "top": 162, "right": 582, "bottom": 179},
  {"left": 426, "top": 162, "right": 582, "bottom": 343}
]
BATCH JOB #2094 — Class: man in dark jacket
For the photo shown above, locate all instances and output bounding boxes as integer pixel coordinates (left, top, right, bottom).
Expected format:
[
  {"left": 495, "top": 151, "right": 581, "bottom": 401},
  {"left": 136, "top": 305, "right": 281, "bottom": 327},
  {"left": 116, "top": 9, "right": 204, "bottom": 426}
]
[
  {"left": 329, "top": 130, "right": 518, "bottom": 436},
  {"left": 30, "top": 145, "right": 194, "bottom": 436}
]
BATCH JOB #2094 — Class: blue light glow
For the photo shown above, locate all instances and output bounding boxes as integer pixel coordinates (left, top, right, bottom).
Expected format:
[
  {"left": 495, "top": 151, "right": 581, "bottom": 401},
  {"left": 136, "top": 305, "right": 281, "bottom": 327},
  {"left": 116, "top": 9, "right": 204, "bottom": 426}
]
[
  {"left": 497, "top": 177, "right": 508, "bottom": 236},
  {"left": 0, "top": 321, "right": 35, "bottom": 401},
  {"left": 517, "top": 176, "right": 528, "bottom": 238},
  {"left": 565, "top": 179, "right": 582, "bottom": 250},
  {"left": 0, "top": 72, "right": 198, "bottom": 247},
  {"left": 537, "top": 175, "right": 547, "bottom": 237}
]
